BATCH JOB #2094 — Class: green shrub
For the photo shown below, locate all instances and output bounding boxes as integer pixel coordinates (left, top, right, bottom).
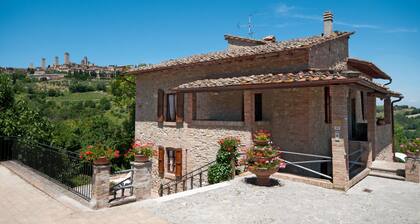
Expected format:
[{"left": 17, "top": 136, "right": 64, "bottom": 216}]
[
  {"left": 207, "top": 136, "right": 240, "bottom": 184},
  {"left": 208, "top": 163, "right": 233, "bottom": 184}
]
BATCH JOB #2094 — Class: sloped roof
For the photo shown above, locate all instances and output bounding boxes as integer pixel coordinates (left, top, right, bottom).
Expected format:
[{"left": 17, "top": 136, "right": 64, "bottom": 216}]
[
  {"left": 173, "top": 70, "right": 401, "bottom": 97},
  {"left": 347, "top": 58, "right": 391, "bottom": 80},
  {"left": 224, "top": 34, "right": 267, "bottom": 45},
  {"left": 126, "top": 31, "right": 353, "bottom": 75}
]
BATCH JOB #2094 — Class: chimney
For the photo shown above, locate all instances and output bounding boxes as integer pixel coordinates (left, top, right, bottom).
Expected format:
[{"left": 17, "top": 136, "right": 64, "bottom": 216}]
[{"left": 323, "top": 11, "right": 333, "bottom": 36}]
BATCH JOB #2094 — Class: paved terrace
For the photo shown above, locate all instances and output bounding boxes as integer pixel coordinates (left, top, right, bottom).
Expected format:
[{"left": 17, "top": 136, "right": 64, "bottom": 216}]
[{"left": 1, "top": 163, "right": 419, "bottom": 224}]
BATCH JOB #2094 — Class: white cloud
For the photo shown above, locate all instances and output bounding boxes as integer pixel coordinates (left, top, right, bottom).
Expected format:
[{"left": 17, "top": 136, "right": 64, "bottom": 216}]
[
  {"left": 335, "top": 21, "right": 381, "bottom": 29},
  {"left": 275, "top": 3, "right": 295, "bottom": 15}
]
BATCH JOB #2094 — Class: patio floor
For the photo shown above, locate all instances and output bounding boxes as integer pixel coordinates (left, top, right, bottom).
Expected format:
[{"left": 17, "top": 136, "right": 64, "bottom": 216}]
[
  {"left": 1, "top": 161, "right": 420, "bottom": 224},
  {"left": 134, "top": 174, "right": 420, "bottom": 224}
]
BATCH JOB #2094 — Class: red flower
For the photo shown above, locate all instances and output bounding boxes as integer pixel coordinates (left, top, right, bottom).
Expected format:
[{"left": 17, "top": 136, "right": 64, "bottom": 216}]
[
  {"left": 79, "top": 155, "right": 83, "bottom": 159},
  {"left": 114, "top": 150, "right": 120, "bottom": 158},
  {"left": 85, "top": 151, "right": 92, "bottom": 155}
]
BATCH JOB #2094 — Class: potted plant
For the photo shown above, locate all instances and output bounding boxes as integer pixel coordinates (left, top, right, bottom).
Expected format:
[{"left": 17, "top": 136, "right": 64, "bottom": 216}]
[
  {"left": 247, "top": 130, "right": 286, "bottom": 186},
  {"left": 401, "top": 138, "right": 420, "bottom": 159},
  {"left": 253, "top": 129, "right": 271, "bottom": 146},
  {"left": 129, "top": 140, "right": 154, "bottom": 162},
  {"left": 79, "top": 144, "right": 115, "bottom": 165}
]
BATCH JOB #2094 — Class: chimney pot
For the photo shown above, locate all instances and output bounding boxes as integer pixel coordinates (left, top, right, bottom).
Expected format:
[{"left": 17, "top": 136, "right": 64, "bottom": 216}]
[{"left": 323, "top": 11, "right": 333, "bottom": 36}]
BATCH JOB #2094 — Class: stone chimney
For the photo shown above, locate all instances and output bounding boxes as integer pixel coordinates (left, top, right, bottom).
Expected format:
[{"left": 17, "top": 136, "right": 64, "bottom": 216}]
[{"left": 323, "top": 11, "right": 333, "bottom": 36}]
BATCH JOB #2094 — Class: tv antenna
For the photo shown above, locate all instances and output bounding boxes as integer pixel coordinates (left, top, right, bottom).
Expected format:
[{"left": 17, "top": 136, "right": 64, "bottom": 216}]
[{"left": 247, "top": 14, "right": 254, "bottom": 38}]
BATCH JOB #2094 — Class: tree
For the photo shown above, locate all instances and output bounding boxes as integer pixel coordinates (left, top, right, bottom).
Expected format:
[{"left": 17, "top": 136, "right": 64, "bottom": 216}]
[
  {"left": 0, "top": 75, "right": 53, "bottom": 143},
  {"left": 0, "top": 75, "right": 15, "bottom": 111}
]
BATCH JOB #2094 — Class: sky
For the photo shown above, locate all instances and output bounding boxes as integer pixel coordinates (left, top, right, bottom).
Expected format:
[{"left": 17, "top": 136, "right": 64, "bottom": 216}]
[{"left": 0, "top": 0, "right": 419, "bottom": 106}]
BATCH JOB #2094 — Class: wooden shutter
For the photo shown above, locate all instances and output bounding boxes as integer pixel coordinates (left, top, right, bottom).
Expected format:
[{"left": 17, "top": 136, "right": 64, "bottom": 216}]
[
  {"left": 176, "top": 93, "right": 184, "bottom": 123},
  {"left": 175, "top": 148, "right": 182, "bottom": 178},
  {"left": 157, "top": 89, "right": 164, "bottom": 122},
  {"left": 158, "top": 146, "right": 164, "bottom": 176}
]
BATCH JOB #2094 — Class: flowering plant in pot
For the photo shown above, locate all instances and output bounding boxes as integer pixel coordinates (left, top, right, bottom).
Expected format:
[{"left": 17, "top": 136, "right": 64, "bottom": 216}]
[
  {"left": 79, "top": 144, "right": 116, "bottom": 165},
  {"left": 400, "top": 138, "right": 420, "bottom": 158},
  {"left": 247, "top": 130, "right": 286, "bottom": 186},
  {"left": 127, "top": 140, "right": 154, "bottom": 162},
  {"left": 253, "top": 129, "right": 271, "bottom": 146}
]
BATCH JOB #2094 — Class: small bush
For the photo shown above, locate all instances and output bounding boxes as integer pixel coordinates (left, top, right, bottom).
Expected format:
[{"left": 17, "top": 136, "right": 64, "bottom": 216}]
[
  {"left": 208, "top": 163, "right": 232, "bottom": 184},
  {"left": 207, "top": 136, "right": 240, "bottom": 184}
]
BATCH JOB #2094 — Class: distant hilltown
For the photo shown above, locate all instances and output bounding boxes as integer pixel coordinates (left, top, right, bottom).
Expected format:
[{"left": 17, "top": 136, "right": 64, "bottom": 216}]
[{"left": 0, "top": 52, "right": 134, "bottom": 80}]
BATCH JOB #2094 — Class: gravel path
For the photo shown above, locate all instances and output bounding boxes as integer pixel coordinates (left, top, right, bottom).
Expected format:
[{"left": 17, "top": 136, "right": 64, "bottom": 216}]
[{"left": 137, "top": 175, "right": 420, "bottom": 224}]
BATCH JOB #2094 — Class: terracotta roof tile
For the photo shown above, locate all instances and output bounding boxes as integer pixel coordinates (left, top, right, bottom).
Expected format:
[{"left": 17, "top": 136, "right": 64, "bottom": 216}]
[
  {"left": 128, "top": 31, "right": 353, "bottom": 74},
  {"left": 174, "top": 70, "right": 401, "bottom": 97}
]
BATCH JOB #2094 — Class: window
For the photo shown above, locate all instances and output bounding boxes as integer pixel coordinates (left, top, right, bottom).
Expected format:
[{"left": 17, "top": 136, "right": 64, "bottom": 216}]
[
  {"left": 255, "top": 93, "right": 262, "bottom": 121},
  {"left": 158, "top": 146, "right": 183, "bottom": 178},
  {"left": 166, "top": 148, "right": 176, "bottom": 174},
  {"left": 166, "top": 94, "right": 176, "bottom": 122},
  {"left": 324, "top": 87, "right": 331, "bottom": 123}
]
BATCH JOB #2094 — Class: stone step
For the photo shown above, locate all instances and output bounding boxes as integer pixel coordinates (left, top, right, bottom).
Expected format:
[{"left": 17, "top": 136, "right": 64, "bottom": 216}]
[{"left": 369, "top": 170, "right": 405, "bottom": 181}]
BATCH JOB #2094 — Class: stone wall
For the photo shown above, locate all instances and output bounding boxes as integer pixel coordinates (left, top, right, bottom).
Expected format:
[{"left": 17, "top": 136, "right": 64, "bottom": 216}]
[
  {"left": 260, "top": 87, "right": 331, "bottom": 176},
  {"left": 136, "top": 87, "right": 332, "bottom": 189},
  {"left": 196, "top": 91, "right": 243, "bottom": 121},
  {"left": 135, "top": 121, "right": 253, "bottom": 191},
  {"left": 375, "top": 124, "right": 393, "bottom": 161},
  {"left": 308, "top": 36, "right": 349, "bottom": 69}
]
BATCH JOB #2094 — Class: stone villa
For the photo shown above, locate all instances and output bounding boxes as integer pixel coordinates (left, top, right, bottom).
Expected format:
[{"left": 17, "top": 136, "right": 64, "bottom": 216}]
[{"left": 126, "top": 12, "right": 402, "bottom": 191}]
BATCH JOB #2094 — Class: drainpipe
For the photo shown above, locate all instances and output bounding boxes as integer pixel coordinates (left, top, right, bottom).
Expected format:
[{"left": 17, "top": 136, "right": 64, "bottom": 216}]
[
  {"left": 384, "top": 78, "right": 392, "bottom": 86},
  {"left": 391, "top": 96, "right": 403, "bottom": 161}
]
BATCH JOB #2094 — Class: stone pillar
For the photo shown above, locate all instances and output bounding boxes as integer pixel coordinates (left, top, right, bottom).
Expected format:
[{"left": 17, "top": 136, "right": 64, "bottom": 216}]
[
  {"left": 330, "top": 86, "right": 349, "bottom": 190},
  {"left": 405, "top": 158, "right": 420, "bottom": 183},
  {"left": 91, "top": 164, "right": 110, "bottom": 209},
  {"left": 366, "top": 94, "right": 376, "bottom": 167},
  {"left": 131, "top": 161, "right": 152, "bottom": 200},
  {"left": 243, "top": 90, "right": 254, "bottom": 127}
]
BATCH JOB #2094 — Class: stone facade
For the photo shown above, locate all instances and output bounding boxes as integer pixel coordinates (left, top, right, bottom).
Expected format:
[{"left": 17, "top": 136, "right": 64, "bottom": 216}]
[
  {"left": 405, "top": 158, "right": 420, "bottom": 183},
  {"left": 134, "top": 33, "right": 394, "bottom": 191},
  {"left": 91, "top": 164, "right": 111, "bottom": 209}
]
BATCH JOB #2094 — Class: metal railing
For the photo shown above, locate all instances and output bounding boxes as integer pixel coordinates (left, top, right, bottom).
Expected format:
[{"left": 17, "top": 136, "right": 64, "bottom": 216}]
[
  {"left": 278, "top": 150, "right": 333, "bottom": 180},
  {"left": 1, "top": 136, "right": 93, "bottom": 201},
  {"left": 348, "top": 148, "right": 365, "bottom": 178},
  {"left": 159, "top": 160, "right": 216, "bottom": 197},
  {"left": 109, "top": 169, "right": 134, "bottom": 202}
]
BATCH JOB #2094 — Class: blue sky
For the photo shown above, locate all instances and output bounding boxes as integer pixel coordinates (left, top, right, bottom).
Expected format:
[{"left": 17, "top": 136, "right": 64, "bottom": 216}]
[{"left": 0, "top": 0, "right": 419, "bottom": 106}]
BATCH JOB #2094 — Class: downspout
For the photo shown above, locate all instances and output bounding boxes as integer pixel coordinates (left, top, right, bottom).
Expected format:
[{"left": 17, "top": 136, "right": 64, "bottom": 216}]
[{"left": 391, "top": 95, "right": 403, "bottom": 160}]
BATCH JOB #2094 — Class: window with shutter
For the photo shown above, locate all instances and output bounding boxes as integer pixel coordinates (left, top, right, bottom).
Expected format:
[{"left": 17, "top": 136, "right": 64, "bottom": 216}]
[
  {"left": 175, "top": 148, "right": 182, "bottom": 178},
  {"left": 157, "top": 89, "right": 164, "bottom": 122},
  {"left": 158, "top": 146, "right": 164, "bottom": 176},
  {"left": 176, "top": 93, "right": 184, "bottom": 123}
]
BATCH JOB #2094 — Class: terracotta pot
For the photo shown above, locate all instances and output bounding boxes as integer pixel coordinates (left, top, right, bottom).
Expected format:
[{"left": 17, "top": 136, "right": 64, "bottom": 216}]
[
  {"left": 93, "top": 157, "right": 110, "bottom": 165},
  {"left": 254, "top": 139, "right": 269, "bottom": 146},
  {"left": 135, "top": 154, "right": 149, "bottom": 162},
  {"left": 248, "top": 166, "right": 277, "bottom": 186}
]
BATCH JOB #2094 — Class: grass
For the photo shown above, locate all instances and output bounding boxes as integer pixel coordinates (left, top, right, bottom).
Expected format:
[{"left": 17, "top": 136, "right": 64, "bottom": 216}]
[{"left": 47, "top": 91, "right": 110, "bottom": 102}]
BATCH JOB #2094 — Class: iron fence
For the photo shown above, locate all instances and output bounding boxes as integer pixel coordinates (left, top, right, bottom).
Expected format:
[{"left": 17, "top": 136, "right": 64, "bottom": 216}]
[
  {"left": 1, "top": 136, "right": 93, "bottom": 201},
  {"left": 159, "top": 160, "right": 215, "bottom": 197}
]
